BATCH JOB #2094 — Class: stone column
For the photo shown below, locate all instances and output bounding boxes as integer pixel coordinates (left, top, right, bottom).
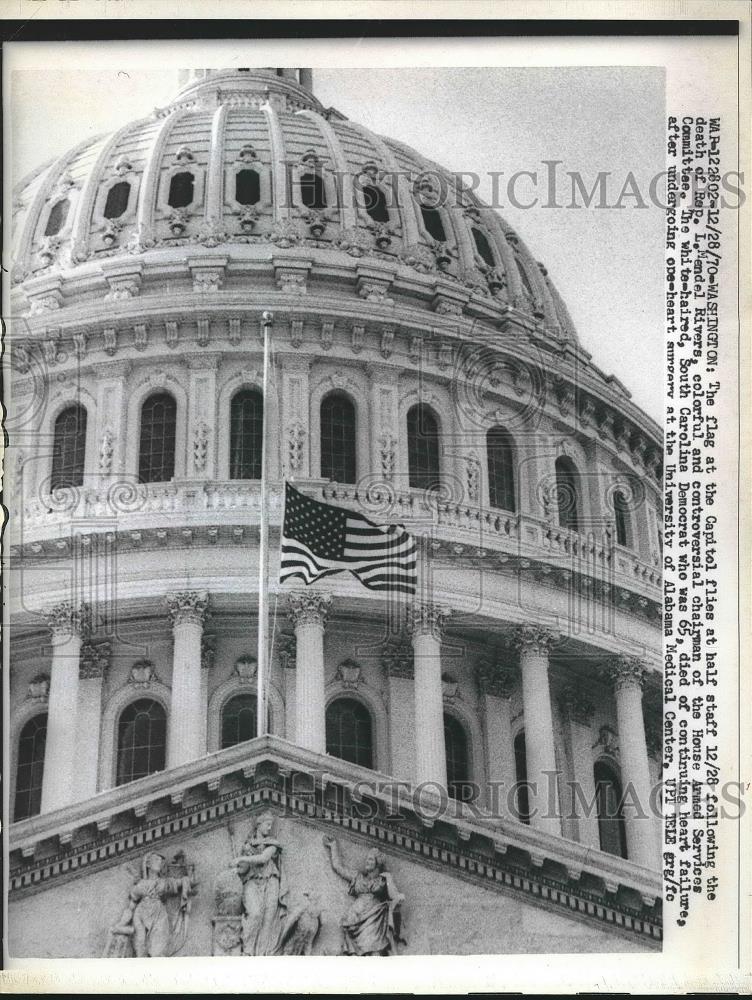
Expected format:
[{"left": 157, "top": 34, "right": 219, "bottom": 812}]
[
  {"left": 512, "top": 625, "right": 561, "bottom": 836},
  {"left": 278, "top": 633, "right": 297, "bottom": 741},
  {"left": 408, "top": 604, "right": 448, "bottom": 790},
  {"left": 74, "top": 639, "right": 111, "bottom": 802},
  {"left": 607, "top": 656, "right": 657, "bottom": 869},
  {"left": 165, "top": 591, "right": 208, "bottom": 768},
  {"left": 382, "top": 634, "right": 416, "bottom": 783},
  {"left": 41, "top": 602, "right": 87, "bottom": 813},
  {"left": 477, "top": 656, "right": 518, "bottom": 818},
  {"left": 287, "top": 591, "right": 331, "bottom": 753},
  {"left": 560, "top": 684, "right": 600, "bottom": 850}
]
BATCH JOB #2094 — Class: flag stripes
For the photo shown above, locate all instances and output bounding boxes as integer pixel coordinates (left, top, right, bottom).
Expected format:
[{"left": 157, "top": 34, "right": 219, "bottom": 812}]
[{"left": 279, "top": 483, "right": 417, "bottom": 595}]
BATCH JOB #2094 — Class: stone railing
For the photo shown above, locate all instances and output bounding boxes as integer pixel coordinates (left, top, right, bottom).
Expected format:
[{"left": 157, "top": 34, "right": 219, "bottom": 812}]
[{"left": 16, "top": 478, "right": 661, "bottom": 598}]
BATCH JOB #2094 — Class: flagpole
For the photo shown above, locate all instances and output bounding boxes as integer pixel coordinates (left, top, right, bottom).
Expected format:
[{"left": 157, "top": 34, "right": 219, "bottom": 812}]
[{"left": 257, "top": 310, "right": 273, "bottom": 737}]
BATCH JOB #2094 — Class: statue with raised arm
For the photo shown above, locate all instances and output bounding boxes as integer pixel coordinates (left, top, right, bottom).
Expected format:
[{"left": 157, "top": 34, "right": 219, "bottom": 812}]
[
  {"left": 229, "top": 810, "right": 288, "bottom": 956},
  {"left": 322, "top": 835, "right": 406, "bottom": 956}
]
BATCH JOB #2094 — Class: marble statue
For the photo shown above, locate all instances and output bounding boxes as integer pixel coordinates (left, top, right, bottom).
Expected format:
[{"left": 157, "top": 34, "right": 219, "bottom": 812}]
[
  {"left": 226, "top": 810, "right": 288, "bottom": 956},
  {"left": 105, "top": 850, "right": 195, "bottom": 957},
  {"left": 322, "top": 835, "right": 406, "bottom": 956}
]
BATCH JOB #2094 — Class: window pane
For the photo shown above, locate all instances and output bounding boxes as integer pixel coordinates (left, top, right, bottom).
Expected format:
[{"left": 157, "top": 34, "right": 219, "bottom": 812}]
[
  {"left": 555, "top": 456, "right": 580, "bottom": 532},
  {"left": 14, "top": 714, "right": 47, "bottom": 821},
  {"left": 407, "top": 405, "right": 440, "bottom": 491},
  {"left": 361, "top": 184, "right": 389, "bottom": 223},
  {"left": 230, "top": 390, "right": 263, "bottom": 480},
  {"left": 104, "top": 181, "right": 131, "bottom": 219},
  {"left": 594, "top": 761, "right": 628, "bottom": 858},
  {"left": 614, "top": 490, "right": 629, "bottom": 547},
  {"left": 320, "top": 393, "right": 356, "bottom": 484},
  {"left": 221, "top": 694, "right": 257, "bottom": 749},
  {"left": 138, "top": 393, "right": 177, "bottom": 484},
  {"left": 168, "top": 172, "right": 194, "bottom": 209},
  {"left": 326, "top": 698, "right": 373, "bottom": 768},
  {"left": 420, "top": 206, "right": 446, "bottom": 242},
  {"left": 487, "top": 427, "right": 516, "bottom": 511},
  {"left": 472, "top": 227, "right": 495, "bottom": 267},
  {"left": 117, "top": 699, "right": 167, "bottom": 786},
  {"left": 444, "top": 714, "right": 469, "bottom": 800},
  {"left": 45, "top": 198, "right": 70, "bottom": 236},
  {"left": 300, "top": 171, "right": 326, "bottom": 210},
  {"left": 51, "top": 405, "right": 87, "bottom": 490},
  {"left": 235, "top": 169, "right": 261, "bottom": 205}
]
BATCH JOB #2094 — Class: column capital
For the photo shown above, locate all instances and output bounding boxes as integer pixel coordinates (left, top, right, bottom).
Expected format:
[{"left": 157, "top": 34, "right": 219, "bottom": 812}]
[
  {"left": 287, "top": 590, "right": 332, "bottom": 629},
  {"left": 408, "top": 602, "right": 448, "bottom": 641},
  {"left": 560, "top": 683, "right": 595, "bottom": 726},
  {"left": 511, "top": 624, "right": 557, "bottom": 655},
  {"left": 44, "top": 601, "right": 89, "bottom": 638},
  {"left": 165, "top": 590, "right": 209, "bottom": 628},
  {"left": 606, "top": 655, "right": 647, "bottom": 691},
  {"left": 381, "top": 633, "right": 414, "bottom": 679},
  {"left": 79, "top": 639, "right": 111, "bottom": 680},
  {"left": 476, "top": 656, "right": 518, "bottom": 699}
]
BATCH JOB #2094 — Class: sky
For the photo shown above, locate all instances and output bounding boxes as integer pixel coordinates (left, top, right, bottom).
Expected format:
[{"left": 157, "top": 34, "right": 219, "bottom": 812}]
[{"left": 9, "top": 62, "right": 664, "bottom": 421}]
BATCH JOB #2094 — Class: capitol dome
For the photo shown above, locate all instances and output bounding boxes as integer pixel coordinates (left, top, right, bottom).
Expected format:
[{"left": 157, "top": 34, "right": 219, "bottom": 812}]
[{"left": 7, "top": 68, "right": 663, "bottom": 959}]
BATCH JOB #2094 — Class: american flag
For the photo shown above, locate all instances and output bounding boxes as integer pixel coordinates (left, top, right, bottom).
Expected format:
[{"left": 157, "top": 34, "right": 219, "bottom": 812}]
[{"left": 279, "top": 483, "right": 417, "bottom": 595}]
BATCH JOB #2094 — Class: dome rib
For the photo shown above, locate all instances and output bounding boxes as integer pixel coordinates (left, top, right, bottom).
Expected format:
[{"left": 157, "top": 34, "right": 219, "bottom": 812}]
[
  {"left": 136, "top": 107, "right": 189, "bottom": 243},
  {"left": 298, "top": 108, "right": 358, "bottom": 233},
  {"left": 261, "top": 101, "right": 290, "bottom": 225},
  {"left": 206, "top": 102, "right": 230, "bottom": 225}
]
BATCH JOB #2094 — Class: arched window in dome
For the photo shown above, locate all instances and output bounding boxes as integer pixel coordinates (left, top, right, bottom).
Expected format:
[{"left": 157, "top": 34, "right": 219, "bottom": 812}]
[
  {"left": 44, "top": 198, "right": 70, "bottom": 237},
  {"left": 554, "top": 455, "right": 581, "bottom": 533},
  {"left": 444, "top": 713, "right": 470, "bottom": 800},
  {"left": 420, "top": 205, "right": 446, "bottom": 242},
  {"left": 594, "top": 760, "right": 628, "bottom": 858},
  {"left": 486, "top": 426, "right": 516, "bottom": 512},
  {"left": 168, "top": 171, "right": 195, "bottom": 209},
  {"left": 51, "top": 404, "right": 87, "bottom": 491},
  {"left": 235, "top": 168, "right": 261, "bottom": 206},
  {"left": 407, "top": 404, "right": 441, "bottom": 492},
  {"left": 138, "top": 392, "right": 177, "bottom": 484},
  {"left": 300, "top": 171, "right": 327, "bottom": 211},
  {"left": 514, "top": 730, "right": 530, "bottom": 824},
  {"left": 471, "top": 226, "right": 496, "bottom": 268},
  {"left": 320, "top": 392, "right": 356, "bottom": 484},
  {"left": 116, "top": 699, "right": 167, "bottom": 786},
  {"left": 221, "top": 693, "right": 258, "bottom": 749},
  {"left": 14, "top": 713, "right": 47, "bottom": 821},
  {"left": 103, "top": 181, "right": 131, "bottom": 220},
  {"left": 361, "top": 184, "right": 389, "bottom": 224},
  {"left": 613, "top": 489, "right": 630, "bottom": 548},
  {"left": 230, "top": 389, "right": 263, "bottom": 480},
  {"left": 326, "top": 698, "right": 373, "bottom": 769}
]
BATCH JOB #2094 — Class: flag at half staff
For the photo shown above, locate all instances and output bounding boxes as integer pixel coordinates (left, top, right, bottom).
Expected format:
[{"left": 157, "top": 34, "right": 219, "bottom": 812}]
[{"left": 280, "top": 482, "right": 417, "bottom": 595}]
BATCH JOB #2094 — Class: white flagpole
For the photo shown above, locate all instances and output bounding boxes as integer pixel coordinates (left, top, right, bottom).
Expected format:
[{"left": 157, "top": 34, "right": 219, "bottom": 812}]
[{"left": 257, "top": 310, "right": 273, "bottom": 737}]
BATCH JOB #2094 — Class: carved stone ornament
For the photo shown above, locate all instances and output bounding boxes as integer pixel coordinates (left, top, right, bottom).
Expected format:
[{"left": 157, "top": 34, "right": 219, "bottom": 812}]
[
  {"left": 165, "top": 590, "right": 209, "bottom": 629},
  {"left": 322, "top": 836, "right": 406, "bottom": 955},
  {"left": 193, "top": 421, "right": 210, "bottom": 472},
  {"left": 606, "top": 655, "right": 647, "bottom": 691},
  {"left": 104, "top": 327, "right": 118, "bottom": 355},
  {"left": 268, "top": 219, "right": 302, "bottom": 249},
  {"left": 510, "top": 624, "right": 557, "bottom": 656},
  {"left": 287, "top": 421, "right": 306, "bottom": 475},
  {"left": 98, "top": 427, "right": 114, "bottom": 474},
  {"left": 234, "top": 654, "right": 257, "bottom": 682},
  {"left": 336, "top": 659, "right": 362, "bottom": 688},
  {"left": 408, "top": 603, "right": 448, "bottom": 641},
  {"left": 441, "top": 673, "right": 459, "bottom": 701},
  {"left": 378, "top": 433, "right": 397, "bottom": 480},
  {"left": 192, "top": 267, "right": 224, "bottom": 293},
  {"left": 290, "top": 319, "right": 304, "bottom": 348},
  {"left": 105, "top": 850, "right": 196, "bottom": 958},
  {"left": 26, "top": 673, "right": 50, "bottom": 702},
  {"left": 287, "top": 591, "right": 332, "bottom": 629},
  {"left": 465, "top": 454, "right": 481, "bottom": 504},
  {"left": 358, "top": 278, "right": 393, "bottom": 306},
  {"left": 277, "top": 633, "right": 297, "bottom": 669},
  {"left": 560, "top": 684, "right": 595, "bottom": 726},
  {"left": 129, "top": 659, "right": 157, "bottom": 687},
  {"left": 44, "top": 601, "right": 88, "bottom": 637},
  {"left": 276, "top": 267, "right": 307, "bottom": 294},
  {"left": 320, "top": 321, "right": 334, "bottom": 351},
  {"left": 134, "top": 323, "right": 149, "bottom": 352},
  {"left": 201, "top": 635, "right": 216, "bottom": 671},
  {"left": 380, "top": 325, "right": 395, "bottom": 359},
  {"left": 165, "top": 320, "right": 179, "bottom": 348},
  {"left": 335, "top": 227, "right": 370, "bottom": 257},
  {"left": 350, "top": 323, "right": 365, "bottom": 353},
  {"left": 80, "top": 640, "right": 112, "bottom": 680},
  {"left": 381, "top": 634, "right": 414, "bottom": 679}
]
